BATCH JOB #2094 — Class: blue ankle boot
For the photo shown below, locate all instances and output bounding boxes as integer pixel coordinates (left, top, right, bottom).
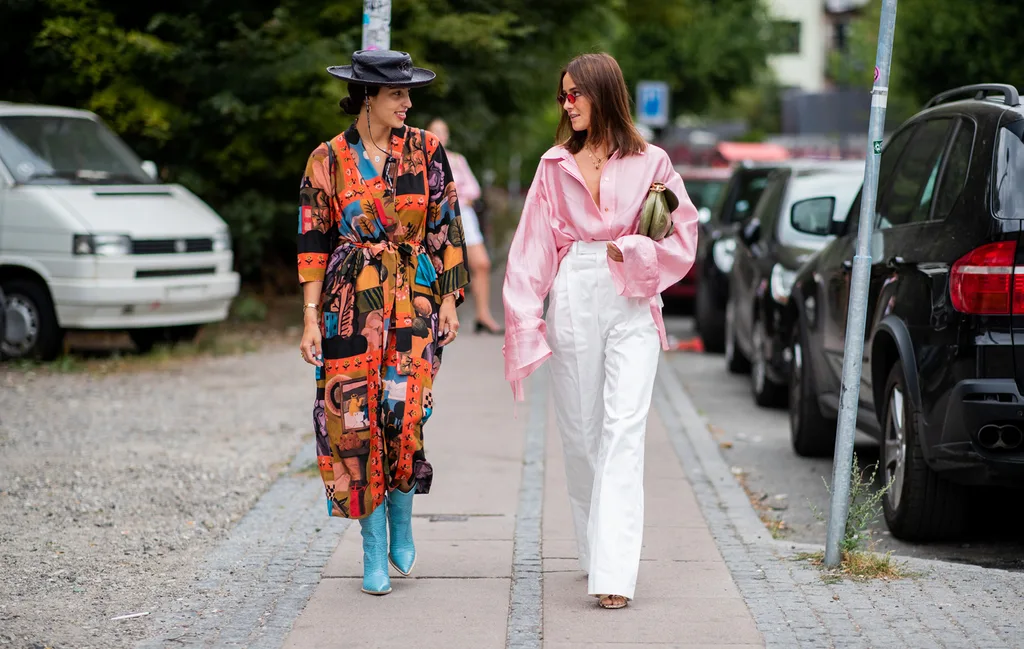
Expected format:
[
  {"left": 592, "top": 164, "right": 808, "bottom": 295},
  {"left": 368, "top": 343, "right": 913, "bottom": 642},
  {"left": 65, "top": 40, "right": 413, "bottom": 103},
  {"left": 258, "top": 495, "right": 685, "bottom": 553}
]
[
  {"left": 359, "top": 504, "right": 391, "bottom": 595},
  {"left": 387, "top": 485, "right": 417, "bottom": 576}
]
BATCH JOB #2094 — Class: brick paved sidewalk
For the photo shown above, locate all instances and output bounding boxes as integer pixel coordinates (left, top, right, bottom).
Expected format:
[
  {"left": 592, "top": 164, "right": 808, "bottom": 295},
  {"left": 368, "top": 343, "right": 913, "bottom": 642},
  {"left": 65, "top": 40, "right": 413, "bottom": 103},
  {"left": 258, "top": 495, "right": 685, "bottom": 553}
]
[
  {"left": 281, "top": 334, "right": 763, "bottom": 648},
  {"left": 656, "top": 356, "right": 1024, "bottom": 649},
  {"left": 136, "top": 327, "right": 1024, "bottom": 648}
]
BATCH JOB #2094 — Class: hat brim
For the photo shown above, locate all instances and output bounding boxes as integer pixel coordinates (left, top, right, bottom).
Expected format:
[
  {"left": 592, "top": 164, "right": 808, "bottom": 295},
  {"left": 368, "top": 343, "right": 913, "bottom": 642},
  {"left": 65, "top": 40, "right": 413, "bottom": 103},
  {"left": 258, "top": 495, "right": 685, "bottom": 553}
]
[{"left": 326, "top": 65, "right": 436, "bottom": 88}]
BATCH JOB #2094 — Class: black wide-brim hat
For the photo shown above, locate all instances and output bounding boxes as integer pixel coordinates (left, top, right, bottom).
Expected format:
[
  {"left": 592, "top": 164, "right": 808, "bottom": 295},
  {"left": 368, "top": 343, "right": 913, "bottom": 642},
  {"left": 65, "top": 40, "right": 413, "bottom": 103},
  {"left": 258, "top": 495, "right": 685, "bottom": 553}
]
[{"left": 328, "top": 50, "right": 436, "bottom": 88}]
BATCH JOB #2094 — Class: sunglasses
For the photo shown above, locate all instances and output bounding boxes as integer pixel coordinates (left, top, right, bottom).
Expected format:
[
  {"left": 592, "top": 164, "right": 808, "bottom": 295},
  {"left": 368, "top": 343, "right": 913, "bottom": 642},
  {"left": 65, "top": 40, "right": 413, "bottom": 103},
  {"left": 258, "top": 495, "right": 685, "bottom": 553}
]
[{"left": 557, "top": 90, "right": 583, "bottom": 105}]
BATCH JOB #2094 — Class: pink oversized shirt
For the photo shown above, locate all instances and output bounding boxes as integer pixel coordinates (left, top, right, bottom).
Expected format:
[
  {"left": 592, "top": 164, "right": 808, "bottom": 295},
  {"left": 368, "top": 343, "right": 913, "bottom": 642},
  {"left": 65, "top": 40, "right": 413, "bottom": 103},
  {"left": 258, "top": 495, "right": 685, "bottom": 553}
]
[{"left": 502, "top": 143, "right": 700, "bottom": 401}]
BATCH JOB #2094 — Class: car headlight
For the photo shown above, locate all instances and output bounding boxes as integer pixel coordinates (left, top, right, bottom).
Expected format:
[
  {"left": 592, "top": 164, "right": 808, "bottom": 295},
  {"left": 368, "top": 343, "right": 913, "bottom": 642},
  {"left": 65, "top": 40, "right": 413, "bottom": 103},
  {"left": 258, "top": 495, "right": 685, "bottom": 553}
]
[
  {"left": 770, "top": 263, "right": 798, "bottom": 305},
  {"left": 73, "top": 234, "right": 132, "bottom": 256},
  {"left": 212, "top": 230, "right": 232, "bottom": 252},
  {"left": 712, "top": 238, "right": 736, "bottom": 274}
]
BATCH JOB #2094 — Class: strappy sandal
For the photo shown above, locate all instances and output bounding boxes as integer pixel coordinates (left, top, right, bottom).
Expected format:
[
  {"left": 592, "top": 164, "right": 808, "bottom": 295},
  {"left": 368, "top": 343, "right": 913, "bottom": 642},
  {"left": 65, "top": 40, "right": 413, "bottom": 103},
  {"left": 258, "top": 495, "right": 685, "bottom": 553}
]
[{"left": 597, "top": 594, "right": 628, "bottom": 609}]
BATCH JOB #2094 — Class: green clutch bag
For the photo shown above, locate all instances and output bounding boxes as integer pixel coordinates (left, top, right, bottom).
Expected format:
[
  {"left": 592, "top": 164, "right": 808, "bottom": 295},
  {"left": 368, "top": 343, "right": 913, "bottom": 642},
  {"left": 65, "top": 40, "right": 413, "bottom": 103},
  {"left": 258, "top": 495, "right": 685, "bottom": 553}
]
[{"left": 638, "top": 182, "right": 679, "bottom": 241}]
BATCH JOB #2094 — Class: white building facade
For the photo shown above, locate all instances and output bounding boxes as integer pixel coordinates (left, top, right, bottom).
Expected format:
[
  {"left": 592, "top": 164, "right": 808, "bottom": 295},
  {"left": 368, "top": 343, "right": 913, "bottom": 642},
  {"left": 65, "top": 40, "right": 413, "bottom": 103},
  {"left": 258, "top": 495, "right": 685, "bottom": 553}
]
[{"left": 765, "top": 0, "right": 871, "bottom": 92}]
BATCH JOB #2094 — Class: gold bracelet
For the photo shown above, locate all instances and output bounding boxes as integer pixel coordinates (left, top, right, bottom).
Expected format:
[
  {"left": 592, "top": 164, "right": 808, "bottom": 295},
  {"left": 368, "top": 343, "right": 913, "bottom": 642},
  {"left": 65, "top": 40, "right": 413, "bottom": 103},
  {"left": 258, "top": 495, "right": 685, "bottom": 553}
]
[{"left": 302, "top": 302, "right": 319, "bottom": 311}]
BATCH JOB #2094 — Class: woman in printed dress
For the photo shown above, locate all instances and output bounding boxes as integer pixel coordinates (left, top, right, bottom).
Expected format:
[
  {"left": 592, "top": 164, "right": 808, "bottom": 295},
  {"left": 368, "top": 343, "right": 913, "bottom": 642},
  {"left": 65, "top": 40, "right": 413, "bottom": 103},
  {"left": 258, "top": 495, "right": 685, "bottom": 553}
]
[
  {"left": 297, "top": 50, "right": 469, "bottom": 596},
  {"left": 502, "top": 53, "right": 699, "bottom": 609}
]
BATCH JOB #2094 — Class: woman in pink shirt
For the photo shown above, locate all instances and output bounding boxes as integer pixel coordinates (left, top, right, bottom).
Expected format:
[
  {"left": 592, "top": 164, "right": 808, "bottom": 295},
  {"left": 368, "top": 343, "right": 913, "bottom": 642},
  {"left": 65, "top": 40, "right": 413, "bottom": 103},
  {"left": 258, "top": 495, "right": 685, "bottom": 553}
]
[{"left": 502, "top": 53, "right": 699, "bottom": 609}]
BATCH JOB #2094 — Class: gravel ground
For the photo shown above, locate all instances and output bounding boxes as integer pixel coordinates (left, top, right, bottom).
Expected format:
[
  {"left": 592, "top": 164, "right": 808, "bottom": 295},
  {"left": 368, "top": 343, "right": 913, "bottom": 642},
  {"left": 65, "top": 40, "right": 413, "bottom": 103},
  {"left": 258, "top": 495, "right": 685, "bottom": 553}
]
[{"left": 0, "top": 342, "right": 313, "bottom": 649}]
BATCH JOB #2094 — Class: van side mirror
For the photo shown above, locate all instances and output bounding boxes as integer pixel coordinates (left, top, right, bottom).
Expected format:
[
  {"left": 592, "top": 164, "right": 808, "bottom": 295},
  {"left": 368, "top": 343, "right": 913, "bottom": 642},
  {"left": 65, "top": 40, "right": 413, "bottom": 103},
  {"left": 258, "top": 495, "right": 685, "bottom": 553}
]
[
  {"left": 829, "top": 218, "right": 846, "bottom": 236},
  {"left": 141, "top": 160, "right": 159, "bottom": 180}
]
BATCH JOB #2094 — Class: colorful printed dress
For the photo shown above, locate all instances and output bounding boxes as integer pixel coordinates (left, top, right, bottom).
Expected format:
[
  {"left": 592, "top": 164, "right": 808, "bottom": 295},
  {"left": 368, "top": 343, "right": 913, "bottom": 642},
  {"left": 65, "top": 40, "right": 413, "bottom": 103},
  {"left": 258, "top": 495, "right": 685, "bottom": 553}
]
[{"left": 297, "top": 124, "right": 469, "bottom": 520}]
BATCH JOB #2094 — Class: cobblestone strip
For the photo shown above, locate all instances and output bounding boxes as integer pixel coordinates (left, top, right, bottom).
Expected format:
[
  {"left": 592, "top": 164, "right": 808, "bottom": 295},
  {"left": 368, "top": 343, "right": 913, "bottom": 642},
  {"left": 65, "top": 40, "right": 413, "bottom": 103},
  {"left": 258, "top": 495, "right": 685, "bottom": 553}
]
[
  {"left": 136, "top": 442, "right": 345, "bottom": 649},
  {"left": 655, "top": 355, "right": 1024, "bottom": 649},
  {"left": 505, "top": 370, "right": 548, "bottom": 649}
]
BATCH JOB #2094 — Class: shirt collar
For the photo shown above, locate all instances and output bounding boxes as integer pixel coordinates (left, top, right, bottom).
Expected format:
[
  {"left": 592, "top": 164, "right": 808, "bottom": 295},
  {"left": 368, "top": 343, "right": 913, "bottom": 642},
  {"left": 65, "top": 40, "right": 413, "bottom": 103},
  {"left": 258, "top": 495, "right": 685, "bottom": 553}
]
[{"left": 540, "top": 144, "right": 646, "bottom": 161}]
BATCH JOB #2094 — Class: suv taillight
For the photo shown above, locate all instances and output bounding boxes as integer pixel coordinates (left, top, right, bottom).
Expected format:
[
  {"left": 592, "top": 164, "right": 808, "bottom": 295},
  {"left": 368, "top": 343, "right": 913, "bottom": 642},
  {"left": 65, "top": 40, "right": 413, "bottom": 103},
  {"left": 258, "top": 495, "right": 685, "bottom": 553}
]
[{"left": 950, "top": 241, "right": 1024, "bottom": 314}]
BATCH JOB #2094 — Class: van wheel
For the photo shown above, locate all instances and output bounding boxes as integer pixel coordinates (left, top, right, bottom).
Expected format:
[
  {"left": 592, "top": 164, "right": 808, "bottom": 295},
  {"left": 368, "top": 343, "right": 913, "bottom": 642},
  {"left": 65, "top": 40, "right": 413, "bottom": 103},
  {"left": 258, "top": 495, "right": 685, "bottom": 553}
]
[
  {"left": 789, "top": 326, "right": 835, "bottom": 457},
  {"left": 0, "top": 278, "right": 63, "bottom": 362},
  {"left": 881, "top": 361, "right": 967, "bottom": 541}
]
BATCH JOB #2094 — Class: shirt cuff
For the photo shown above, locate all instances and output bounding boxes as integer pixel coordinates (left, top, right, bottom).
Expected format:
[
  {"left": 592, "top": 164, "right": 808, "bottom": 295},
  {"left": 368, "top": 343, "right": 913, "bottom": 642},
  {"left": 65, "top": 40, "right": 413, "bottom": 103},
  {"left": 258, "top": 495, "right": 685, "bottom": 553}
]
[
  {"left": 608, "top": 235, "right": 659, "bottom": 298},
  {"left": 503, "top": 325, "right": 553, "bottom": 394}
]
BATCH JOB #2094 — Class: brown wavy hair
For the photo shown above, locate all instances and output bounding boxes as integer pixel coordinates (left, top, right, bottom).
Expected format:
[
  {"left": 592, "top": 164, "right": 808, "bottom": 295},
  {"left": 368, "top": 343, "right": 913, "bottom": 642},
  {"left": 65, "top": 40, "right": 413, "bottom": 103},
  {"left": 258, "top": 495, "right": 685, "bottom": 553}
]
[{"left": 556, "top": 53, "right": 647, "bottom": 157}]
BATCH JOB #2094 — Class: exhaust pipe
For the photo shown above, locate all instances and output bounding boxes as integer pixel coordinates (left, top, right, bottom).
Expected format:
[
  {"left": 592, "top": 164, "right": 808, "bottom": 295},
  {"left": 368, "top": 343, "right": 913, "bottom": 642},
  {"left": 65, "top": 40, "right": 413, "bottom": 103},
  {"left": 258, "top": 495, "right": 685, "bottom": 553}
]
[
  {"left": 977, "top": 424, "right": 1023, "bottom": 450},
  {"left": 978, "top": 425, "right": 1001, "bottom": 449},
  {"left": 1001, "top": 425, "right": 1023, "bottom": 449}
]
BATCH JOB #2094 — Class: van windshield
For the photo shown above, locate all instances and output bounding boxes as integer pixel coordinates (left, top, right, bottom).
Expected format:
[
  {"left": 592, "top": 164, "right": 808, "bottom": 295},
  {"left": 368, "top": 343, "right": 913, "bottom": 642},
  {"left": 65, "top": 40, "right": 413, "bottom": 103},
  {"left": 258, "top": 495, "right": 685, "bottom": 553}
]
[
  {"left": 0, "top": 115, "right": 152, "bottom": 185},
  {"left": 994, "top": 121, "right": 1024, "bottom": 219}
]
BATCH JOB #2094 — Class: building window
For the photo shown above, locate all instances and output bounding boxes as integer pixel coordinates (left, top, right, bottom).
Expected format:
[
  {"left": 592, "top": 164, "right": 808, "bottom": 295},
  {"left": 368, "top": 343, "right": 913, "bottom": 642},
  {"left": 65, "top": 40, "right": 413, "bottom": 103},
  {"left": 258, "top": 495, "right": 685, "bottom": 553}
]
[
  {"left": 834, "top": 21, "right": 849, "bottom": 52},
  {"left": 773, "top": 21, "right": 801, "bottom": 55}
]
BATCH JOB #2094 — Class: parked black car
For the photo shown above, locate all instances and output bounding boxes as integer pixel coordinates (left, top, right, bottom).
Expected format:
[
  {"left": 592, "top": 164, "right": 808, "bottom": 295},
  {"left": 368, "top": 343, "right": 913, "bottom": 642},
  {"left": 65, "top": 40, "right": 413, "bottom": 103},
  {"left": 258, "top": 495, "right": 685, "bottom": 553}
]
[
  {"left": 725, "top": 164, "right": 864, "bottom": 407},
  {"left": 785, "top": 83, "right": 1024, "bottom": 541},
  {"left": 694, "top": 164, "right": 777, "bottom": 351},
  {"left": 696, "top": 160, "right": 868, "bottom": 352}
]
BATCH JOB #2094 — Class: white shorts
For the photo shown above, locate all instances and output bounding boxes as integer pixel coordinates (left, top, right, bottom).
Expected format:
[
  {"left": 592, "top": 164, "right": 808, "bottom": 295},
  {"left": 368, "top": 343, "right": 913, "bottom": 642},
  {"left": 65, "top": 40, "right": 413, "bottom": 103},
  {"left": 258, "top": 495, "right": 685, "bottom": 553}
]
[{"left": 461, "top": 204, "right": 484, "bottom": 247}]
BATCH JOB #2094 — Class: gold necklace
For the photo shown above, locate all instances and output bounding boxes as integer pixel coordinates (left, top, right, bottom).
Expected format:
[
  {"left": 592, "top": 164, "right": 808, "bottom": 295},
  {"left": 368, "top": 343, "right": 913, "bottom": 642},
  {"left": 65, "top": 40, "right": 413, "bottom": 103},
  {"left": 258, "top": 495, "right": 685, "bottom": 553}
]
[{"left": 584, "top": 145, "right": 606, "bottom": 170}]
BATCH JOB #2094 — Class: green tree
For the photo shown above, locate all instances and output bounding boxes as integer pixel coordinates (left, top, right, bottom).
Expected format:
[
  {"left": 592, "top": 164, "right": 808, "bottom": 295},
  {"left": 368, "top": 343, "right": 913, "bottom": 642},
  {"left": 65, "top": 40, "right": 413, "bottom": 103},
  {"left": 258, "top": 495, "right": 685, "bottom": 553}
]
[
  {"left": 0, "top": 0, "right": 770, "bottom": 280},
  {"left": 613, "top": 0, "right": 772, "bottom": 119},
  {"left": 829, "top": 0, "right": 1024, "bottom": 129}
]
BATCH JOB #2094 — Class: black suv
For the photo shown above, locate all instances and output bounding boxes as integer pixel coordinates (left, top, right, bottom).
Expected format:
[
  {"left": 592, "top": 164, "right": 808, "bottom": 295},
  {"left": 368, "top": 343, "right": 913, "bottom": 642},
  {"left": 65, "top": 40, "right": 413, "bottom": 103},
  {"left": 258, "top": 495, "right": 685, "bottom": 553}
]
[{"left": 786, "top": 84, "right": 1024, "bottom": 541}]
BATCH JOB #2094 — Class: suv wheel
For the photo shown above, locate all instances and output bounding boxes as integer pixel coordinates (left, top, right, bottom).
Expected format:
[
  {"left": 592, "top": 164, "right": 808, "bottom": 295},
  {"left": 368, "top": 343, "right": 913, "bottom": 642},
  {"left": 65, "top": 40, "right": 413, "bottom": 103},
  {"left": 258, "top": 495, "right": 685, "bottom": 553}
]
[
  {"left": 881, "top": 361, "right": 967, "bottom": 541},
  {"left": 0, "top": 279, "right": 63, "bottom": 362},
  {"left": 789, "top": 325, "right": 836, "bottom": 457},
  {"left": 696, "top": 281, "right": 725, "bottom": 353},
  {"left": 725, "top": 299, "right": 750, "bottom": 374},
  {"left": 751, "top": 319, "right": 786, "bottom": 408}
]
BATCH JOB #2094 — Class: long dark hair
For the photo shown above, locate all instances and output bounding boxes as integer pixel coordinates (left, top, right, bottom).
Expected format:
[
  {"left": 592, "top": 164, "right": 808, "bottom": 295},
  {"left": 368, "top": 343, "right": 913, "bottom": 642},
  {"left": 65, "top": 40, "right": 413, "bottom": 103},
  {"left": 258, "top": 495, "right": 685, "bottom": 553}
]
[
  {"left": 340, "top": 83, "right": 381, "bottom": 115},
  {"left": 556, "top": 53, "right": 647, "bottom": 157}
]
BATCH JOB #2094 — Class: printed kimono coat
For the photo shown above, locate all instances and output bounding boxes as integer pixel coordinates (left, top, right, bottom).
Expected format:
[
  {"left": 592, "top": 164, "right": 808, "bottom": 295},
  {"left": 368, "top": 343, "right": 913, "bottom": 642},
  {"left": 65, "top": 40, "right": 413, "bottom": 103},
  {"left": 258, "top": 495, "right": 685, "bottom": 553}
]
[{"left": 298, "top": 124, "right": 470, "bottom": 519}]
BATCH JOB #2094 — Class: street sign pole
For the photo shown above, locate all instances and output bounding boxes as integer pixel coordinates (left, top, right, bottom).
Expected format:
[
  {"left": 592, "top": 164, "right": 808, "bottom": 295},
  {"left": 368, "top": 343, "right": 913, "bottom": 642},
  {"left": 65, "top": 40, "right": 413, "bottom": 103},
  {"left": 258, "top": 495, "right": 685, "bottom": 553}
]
[
  {"left": 824, "top": 0, "right": 898, "bottom": 569},
  {"left": 362, "top": 0, "right": 391, "bottom": 51}
]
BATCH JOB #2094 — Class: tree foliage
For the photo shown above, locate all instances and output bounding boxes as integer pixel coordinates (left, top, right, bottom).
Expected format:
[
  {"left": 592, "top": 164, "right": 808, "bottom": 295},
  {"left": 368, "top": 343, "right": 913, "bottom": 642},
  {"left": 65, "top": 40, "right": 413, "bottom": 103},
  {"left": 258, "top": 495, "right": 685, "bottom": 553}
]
[
  {"left": 830, "top": 0, "right": 1024, "bottom": 128},
  {"left": 614, "top": 0, "right": 771, "bottom": 116},
  {"left": 0, "top": 0, "right": 772, "bottom": 279}
]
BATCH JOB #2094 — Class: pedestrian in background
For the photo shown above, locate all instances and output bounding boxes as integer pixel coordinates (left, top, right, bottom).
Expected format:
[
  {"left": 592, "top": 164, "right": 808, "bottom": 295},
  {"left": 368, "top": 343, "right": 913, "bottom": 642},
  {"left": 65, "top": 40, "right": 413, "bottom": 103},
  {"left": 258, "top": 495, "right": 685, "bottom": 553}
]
[
  {"left": 297, "top": 49, "right": 470, "bottom": 596},
  {"left": 502, "top": 53, "right": 699, "bottom": 609},
  {"left": 428, "top": 117, "right": 503, "bottom": 335}
]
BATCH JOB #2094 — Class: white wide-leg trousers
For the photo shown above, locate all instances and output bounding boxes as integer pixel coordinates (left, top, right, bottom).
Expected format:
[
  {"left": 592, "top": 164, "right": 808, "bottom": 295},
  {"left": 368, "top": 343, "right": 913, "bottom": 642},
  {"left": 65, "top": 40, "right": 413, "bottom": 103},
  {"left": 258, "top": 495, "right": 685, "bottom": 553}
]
[{"left": 546, "top": 241, "right": 661, "bottom": 600}]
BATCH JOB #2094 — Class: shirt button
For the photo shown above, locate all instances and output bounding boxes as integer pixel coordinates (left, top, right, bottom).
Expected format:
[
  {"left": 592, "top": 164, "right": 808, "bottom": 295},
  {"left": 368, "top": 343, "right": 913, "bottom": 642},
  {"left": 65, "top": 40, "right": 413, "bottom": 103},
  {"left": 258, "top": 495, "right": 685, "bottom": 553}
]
[{"left": 604, "top": 208, "right": 609, "bottom": 212}]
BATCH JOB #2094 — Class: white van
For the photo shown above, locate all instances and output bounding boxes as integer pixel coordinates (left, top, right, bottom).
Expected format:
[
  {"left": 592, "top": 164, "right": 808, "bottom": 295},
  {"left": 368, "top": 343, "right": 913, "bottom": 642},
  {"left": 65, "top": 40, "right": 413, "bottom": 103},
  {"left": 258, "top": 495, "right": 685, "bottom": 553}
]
[{"left": 0, "top": 102, "right": 240, "bottom": 360}]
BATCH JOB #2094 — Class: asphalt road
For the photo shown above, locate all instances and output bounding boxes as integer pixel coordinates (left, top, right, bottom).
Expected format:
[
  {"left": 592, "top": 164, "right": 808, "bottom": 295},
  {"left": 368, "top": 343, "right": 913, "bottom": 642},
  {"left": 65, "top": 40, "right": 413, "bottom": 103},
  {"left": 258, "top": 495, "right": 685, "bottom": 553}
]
[{"left": 663, "top": 314, "right": 1024, "bottom": 571}]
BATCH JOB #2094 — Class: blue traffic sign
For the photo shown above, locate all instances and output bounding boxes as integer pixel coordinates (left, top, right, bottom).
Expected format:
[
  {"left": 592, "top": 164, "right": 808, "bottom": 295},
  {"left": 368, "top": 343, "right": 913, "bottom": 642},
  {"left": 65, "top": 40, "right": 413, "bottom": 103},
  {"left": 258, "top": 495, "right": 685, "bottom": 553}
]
[{"left": 636, "top": 81, "right": 670, "bottom": 128}]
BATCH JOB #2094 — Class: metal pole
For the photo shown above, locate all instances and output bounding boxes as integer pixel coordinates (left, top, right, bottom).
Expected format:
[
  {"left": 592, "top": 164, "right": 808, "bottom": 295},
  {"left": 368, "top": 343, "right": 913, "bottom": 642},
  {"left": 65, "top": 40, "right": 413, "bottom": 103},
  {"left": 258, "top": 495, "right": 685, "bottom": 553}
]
[
  {"left": 362, "top": 0, "right": 392, "bottom": 51},
  {"left": 823, "top": 0, "right": 898, "bottom": 568}
]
